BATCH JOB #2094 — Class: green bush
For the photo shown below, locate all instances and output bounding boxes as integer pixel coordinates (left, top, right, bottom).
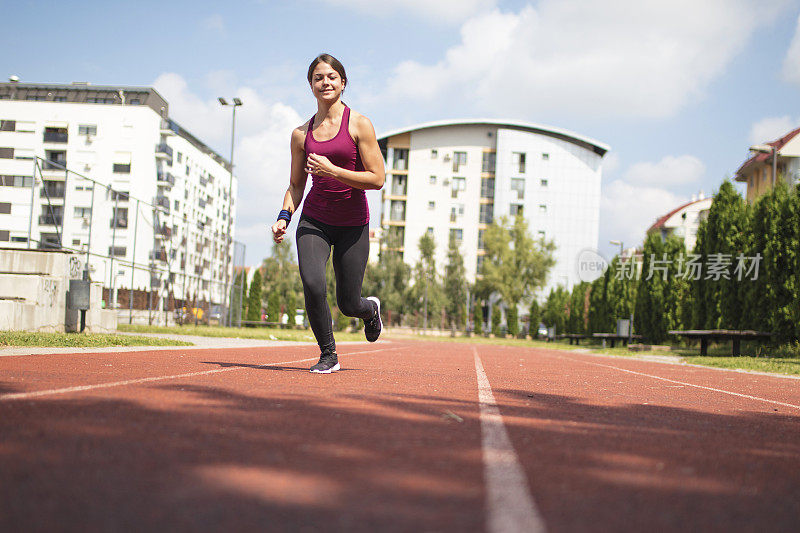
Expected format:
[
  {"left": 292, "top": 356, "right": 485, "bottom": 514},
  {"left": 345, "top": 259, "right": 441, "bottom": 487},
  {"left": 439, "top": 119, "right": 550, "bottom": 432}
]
[
  {"left": 491, "top": 304, "right": 502, "bottom": 337},
  {"left": 506, "top": 305, "right": 519, "bottom": 337}
]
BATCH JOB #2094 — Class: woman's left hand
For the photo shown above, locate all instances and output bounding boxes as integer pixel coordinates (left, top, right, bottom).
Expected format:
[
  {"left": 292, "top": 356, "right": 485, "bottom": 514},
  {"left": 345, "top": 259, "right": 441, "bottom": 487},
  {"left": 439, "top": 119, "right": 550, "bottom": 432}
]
[{"left": 306, "top": 154, "right": 337, "bottom": 178}]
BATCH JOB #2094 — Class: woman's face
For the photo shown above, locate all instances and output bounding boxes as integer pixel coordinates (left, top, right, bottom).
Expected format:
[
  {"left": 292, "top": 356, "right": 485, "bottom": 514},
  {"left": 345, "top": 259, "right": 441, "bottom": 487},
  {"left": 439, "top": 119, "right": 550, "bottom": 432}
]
[{"left": 310, "top": 62, "right": 344, "bottom": 102}]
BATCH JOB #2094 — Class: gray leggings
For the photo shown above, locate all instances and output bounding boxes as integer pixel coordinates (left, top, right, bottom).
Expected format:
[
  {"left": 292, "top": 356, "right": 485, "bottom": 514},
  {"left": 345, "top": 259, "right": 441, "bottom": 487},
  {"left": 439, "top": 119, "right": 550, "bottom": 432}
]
[{"left": 296, "top": 215, "right": 373, "bottom": 352}]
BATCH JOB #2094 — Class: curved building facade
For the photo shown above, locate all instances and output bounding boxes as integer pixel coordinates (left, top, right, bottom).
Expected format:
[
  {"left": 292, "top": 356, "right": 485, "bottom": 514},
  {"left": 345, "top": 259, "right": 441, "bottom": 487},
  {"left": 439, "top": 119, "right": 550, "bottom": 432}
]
[{"left": 377, "top": 119, "right": 609, "bottom": 297}]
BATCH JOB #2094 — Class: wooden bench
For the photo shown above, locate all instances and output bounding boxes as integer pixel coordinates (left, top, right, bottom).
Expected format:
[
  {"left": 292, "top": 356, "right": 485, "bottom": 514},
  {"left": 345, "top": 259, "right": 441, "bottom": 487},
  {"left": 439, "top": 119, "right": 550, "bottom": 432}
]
[
  {"left": 668, "top": 329, "right": 773, "bottom": 356},
  {"left": 592, "top": 333, "right": 643, "bottom": 348},
  {"left": 559, "top": 334, "right": 591, "bottom": 345}
]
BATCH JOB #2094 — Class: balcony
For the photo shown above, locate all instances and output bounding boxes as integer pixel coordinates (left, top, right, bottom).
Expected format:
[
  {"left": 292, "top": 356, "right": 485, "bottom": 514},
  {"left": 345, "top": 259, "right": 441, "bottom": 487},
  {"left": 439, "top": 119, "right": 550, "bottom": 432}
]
[
  {"left": 39, "top": 214, "right": 63, "bottom": 225},
  {"left": 40, "top": 185, "right": 66, "bottom": 199},
  {"left": 198, "top": 198, "right": 206, "bottom": 208},
  {"left": 157, "top": 224, "right": 172, "bottom": 238},
  {"left": 110, "top": 217, "right": 128, "bottom": 229},
  {"left": 42, "top": 159, "right": 67, "bottom": 171},
  {"left": 155, "top": 196, "right": 170, "bottom": 212},
  {"left": 157, "top": 170, "right": 175, "bottom": 187},
  {"left": 155, "top": 143, "right": 173, "bottom": 160},
  {"left": 43, "top": 131, "right": 68, "bottom": 143},
  {"left": 149, "top": 248, "right": 167, "bottom": 262}
]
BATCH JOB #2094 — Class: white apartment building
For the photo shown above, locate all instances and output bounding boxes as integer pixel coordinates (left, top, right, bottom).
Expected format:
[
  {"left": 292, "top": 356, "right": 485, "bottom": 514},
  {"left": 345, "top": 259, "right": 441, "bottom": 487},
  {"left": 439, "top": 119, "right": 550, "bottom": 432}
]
[
  {"left": 377, "top": 119, "right": 609, "bottom": 297},
  {"left": 0, "top": 80, "right": 237, "bottom": 315}
]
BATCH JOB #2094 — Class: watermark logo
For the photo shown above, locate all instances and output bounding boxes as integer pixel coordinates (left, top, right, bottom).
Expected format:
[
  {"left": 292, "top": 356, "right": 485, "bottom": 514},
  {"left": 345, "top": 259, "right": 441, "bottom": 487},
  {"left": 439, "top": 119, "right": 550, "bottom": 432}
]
[{"left": 576, "top": 248, "right": 609, "bottom": 282}]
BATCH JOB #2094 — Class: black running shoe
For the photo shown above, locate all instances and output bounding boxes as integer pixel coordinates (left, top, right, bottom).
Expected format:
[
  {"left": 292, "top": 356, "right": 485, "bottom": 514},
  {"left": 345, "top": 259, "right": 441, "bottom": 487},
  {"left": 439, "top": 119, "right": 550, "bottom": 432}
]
[
  {"left": 364, "top": 296, "right": 382, "bottom": 342},
  {"left": 309, "top": 351, "right": 339, "bottom": 374}
]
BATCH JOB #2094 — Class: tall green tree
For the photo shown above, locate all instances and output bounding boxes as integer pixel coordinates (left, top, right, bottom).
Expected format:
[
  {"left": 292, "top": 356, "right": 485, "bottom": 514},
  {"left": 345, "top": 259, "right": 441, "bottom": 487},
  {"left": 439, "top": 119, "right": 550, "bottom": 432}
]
[
  {"left": 506, "top": 305, "right": 519, "bottom": 337},
  {"left": 246, "top": 269, "right": 262, "bottom": 322},
  {"left": 542, "top": 286, "right": 569, "bottom": 335},
  {"left": 746, "top": 180, "right": 800, "bottom": 341},
  {"left": 266, "top": 290, "right": 280, "bottom": 324},
  {"left": 587, "top": 267, "right": 612, "bottom": 333},
  {"left": 689, "top": 181, "right": 747, "bottom": 329},
  {"left": 634, "top": 233, "right": 668, "bottom": 343},
  {"left": 491, "top": 302, "right": 502, "bottom": 336},
  {"left": 567, "top": 282, "right": 591, "bottom": 334},
  {"left": 406, "top": 233, "right": 446, "bottom": 328},
  {"left": 444, "top": 232, "right": 468, "bottom": 328},
  {"left": 363, "top": 230, "right": 411, "bottom": 325},
  {"left": 477, "top": 214, "right": 555, "bottom": 311},
  {"left": 528, "top": 299, "right": 542, "bottom": 334},
  {"left": 261, "top": 241, "right": 302, "bottom": 309}
]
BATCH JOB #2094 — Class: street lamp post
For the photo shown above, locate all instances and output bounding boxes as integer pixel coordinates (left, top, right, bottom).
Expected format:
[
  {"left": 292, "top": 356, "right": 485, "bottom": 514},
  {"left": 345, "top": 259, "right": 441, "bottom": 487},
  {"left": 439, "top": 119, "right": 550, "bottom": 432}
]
[
  {"left": 219, "top": 97, "right": 243, "bottom": 327},
  {"left": 609, "top": 239, "right": 624, "bottom": 259}
]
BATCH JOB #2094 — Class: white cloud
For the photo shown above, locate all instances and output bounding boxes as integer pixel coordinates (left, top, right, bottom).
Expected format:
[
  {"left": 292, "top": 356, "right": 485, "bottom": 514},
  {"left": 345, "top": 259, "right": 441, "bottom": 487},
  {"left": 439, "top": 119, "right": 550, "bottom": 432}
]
[
  {"left": 379, "top": 0, "right": 787, "bottom": 118},
  {"left": 600, "top": 179, "right": 687, "bottom": 250},
  {"left": 201, "top": 14, "right": 226, "bottom": 36},
  {"left": 624, "top": 155, "right": 705, "bottom": 186},
  {"left": 320, "top": 0, "right": 496, "bottom": 23},
  {"left": 749, "top": 115, "right": 799, "bottom": 144},
  {"left": 602, "top": 152, "right": 621, "bottom": 176},
  {"left": 153, "top": 73, "right": 303, "bottom": 263},
  {"left": 782, "top": 13, "right": 800, "bottom": 85}
]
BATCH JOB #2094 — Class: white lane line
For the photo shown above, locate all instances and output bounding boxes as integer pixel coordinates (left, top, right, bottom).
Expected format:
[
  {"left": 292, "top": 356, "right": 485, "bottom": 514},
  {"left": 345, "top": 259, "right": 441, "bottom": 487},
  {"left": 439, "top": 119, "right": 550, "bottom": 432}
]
[
  {"left": 473, "top": 347, "right": 547, "bottom": 533},
  {"left": 549, "top": 353, "right": 800, "bottom": 411},
  {"left": 0, "top": 346, "right": 399, "bottom": 402}
]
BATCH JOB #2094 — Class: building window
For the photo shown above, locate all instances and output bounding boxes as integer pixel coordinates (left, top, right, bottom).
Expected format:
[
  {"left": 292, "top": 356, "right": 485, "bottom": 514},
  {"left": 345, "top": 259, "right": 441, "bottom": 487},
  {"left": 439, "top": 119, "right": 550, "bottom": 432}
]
[
  {"left": 11, "top": 236, "right": 27, "bottom": 243},
  {"left": 0, "top": 120, "right": 15, "bottom": 132},
  {"left": 510, "top": 177, "right": 525, "bottom": 200},
  {"left": 479, "top": 203, "right": 494, "bottom": 224},
  {"left": 44, "top": 150, "right": 66, "bottom": 169},
  {"left": 177, "top": 152, "right": 183, "bottom": 163},
  {"left": 450, "top": 204, "right": 464, "bottom": 222},
  {"left": 43, "top": 127, "right": 68, "bottom": 143},
  {"left": 510, "top": 204, "right": 524, "bottom": 216},
  {"left": 72, "top": 239, "right": 81, "bottom": 246},
  {"left": 390, "top": 200, "right": 406, "bottom": 222},
  {"left": 39, "top": 232, "right": 61, "bottom": 249},
  {"left": 449, "top": 228, "right": 463, "bottom": 246},
  {"left": 113, "top": 163, "right": 131, "bottom": 173},
  {"left": 428, "top": 201, "right": 435, "bottom": 210},
  {"left": 388, "top": 225, "right": 405, "bottom": 245},
  {"left": 477, "top": 255, "right": 485, "bottom": 272},
  {"left": 392, "top": 175, "right": 407, "bottom": 196},
  {"left": 429, "top": 175, "right": 437, "bottom": 185},
  {"left": 129, "top": 99, "right": 141, "bottom": 105},
  {"left": 426, "top": 227, "right": 434, "bottom": 237},
  {"left": 0, "top": 175, "right": 33, "bottom": 187},
  {"left": 542, "top": 153, "right": 549, "bottom": 160},
  {"left": 0, "top": 147, "right": 13, "bottom": 159},
  {"left": 451, "top": 177, "right": 466, "bottom": 198},
  {"left": 39, "top": 206, "right": 64, "bottom": 226},
  {"left": 392, "top": 148, "right": 408, "bottom": 171},
  {"left": 431, "top": 149, "right": 438, "bottom": 158},
  {"left": 539, "top": 204, "right": 547, "bottom": 214},
  {"left": 111, "top": 207, "right": 128, "bottom": 229},
  {"left": 108, "top": 246, "right": 127, "bottom": 257},
  {"left": 482, "top": 152, "right": 496, "bottom": 173},
  {"left": 110, "top": 190, "right": 129, "bottom": 202},
  {"left": 540, "top": 178, "right": 548, "bottom": 187},
  {"left": 0, "top": 230, "right": 10, "bottom": 241},
  {"left": 477, "top": 229, "right": 485, "bottom": 249},
  {"left": 78, "top": 124, "right": 97, "bottom": 135},
  {"left": 40, "top": 180, "right": 66, "bottom": 199},
  {"left": 512, "top": 152, "right": 526, "bottom": 173},
  {"left": 452, "top": 151, "right": 467, "bottom": 172},
  {"left": 74, "top": 207, "right": 92, "bottom": 218},
  {"left": 0, "top": 202, "right": 11, "bottom": 214},
  {"left": 480, "top": 177, "right": 495, "bottom": 199}
]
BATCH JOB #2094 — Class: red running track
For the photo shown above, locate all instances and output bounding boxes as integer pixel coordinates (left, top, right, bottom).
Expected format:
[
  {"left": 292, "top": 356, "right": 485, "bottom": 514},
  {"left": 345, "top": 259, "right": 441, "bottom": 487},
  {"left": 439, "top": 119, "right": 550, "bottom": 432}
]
[{"left": 0, "top": 340, "right": 799, "bottom": 532}]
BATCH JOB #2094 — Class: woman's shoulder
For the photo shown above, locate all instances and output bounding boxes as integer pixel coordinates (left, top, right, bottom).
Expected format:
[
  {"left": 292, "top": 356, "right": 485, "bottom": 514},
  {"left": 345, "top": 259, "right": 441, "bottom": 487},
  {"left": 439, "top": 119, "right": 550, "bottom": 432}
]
[
  {"left": 291, "top": 119, "right": 311, "bottom": 143},
  {"left": 347, "top": 109, "right": 375, "bottom": 139}
]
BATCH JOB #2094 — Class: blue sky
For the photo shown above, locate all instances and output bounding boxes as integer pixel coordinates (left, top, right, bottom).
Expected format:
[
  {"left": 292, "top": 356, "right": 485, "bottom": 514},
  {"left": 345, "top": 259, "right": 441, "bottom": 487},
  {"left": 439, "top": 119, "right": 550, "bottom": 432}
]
[{"left": 4, "top": 0, "right": 800, "bottom": 265}]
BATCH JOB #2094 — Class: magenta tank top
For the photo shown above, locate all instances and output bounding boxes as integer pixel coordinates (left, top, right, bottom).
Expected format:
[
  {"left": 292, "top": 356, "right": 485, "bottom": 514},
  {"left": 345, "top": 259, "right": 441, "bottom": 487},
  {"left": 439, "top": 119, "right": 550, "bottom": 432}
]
[{"left": 302, "top": 106, "right": 369, "bottom": 226}]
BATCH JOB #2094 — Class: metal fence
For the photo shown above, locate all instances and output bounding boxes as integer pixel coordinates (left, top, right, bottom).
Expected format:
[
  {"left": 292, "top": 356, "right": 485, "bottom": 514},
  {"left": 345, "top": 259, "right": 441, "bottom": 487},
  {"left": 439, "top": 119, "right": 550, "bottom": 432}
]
[{"left": 27, "top": 156, "right": 246, "bottom": 327}]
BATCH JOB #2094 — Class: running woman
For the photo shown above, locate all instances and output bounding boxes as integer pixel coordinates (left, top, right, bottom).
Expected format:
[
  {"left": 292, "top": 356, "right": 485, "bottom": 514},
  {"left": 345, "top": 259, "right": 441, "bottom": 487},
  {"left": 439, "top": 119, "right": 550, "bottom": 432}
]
[{"left": 271, "top": 53, "right": 385, "bottom": 374}]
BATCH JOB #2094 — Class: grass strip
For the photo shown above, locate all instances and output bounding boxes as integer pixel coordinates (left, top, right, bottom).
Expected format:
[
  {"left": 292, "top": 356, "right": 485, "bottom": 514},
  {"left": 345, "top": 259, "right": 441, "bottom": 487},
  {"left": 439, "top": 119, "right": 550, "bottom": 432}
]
[
  {"left": 118, "top": 323, "right": 364, "bottom": 343},
  {"left": 0, "top": 331, "right": 192, "bottom": 348}
]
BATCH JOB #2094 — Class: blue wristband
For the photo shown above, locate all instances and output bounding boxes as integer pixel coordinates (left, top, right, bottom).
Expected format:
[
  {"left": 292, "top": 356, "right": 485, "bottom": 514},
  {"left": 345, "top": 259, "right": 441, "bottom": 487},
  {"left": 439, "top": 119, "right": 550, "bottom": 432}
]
[{"left": 277, "top": 209, "right": 292, "bottom": 223}]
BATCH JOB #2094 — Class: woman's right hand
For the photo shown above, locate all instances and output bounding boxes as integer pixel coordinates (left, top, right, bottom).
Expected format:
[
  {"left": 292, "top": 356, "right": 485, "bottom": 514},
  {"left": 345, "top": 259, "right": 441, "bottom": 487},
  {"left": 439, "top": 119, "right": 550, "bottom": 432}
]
[{"left": 271, "top": 219, "right": 287, "bottom": 244}]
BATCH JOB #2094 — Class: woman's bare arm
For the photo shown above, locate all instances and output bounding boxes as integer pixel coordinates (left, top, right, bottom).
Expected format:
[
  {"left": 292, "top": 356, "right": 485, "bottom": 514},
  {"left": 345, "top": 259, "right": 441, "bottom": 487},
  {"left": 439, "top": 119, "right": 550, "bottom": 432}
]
[{"left": 272, "top": 125, "right": 309, "bottom": 243}]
